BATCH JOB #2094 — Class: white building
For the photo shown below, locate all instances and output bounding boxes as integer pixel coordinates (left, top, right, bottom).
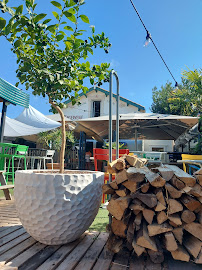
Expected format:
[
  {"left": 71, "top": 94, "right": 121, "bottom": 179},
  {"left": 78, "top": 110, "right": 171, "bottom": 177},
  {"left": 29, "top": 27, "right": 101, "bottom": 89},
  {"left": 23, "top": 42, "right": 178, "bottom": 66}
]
[
  {"left": 62, "top": 86, "right": 145, "bottom": 120},
  {"left": 48, "top": 86, "right": 174, "bottom": 156}
]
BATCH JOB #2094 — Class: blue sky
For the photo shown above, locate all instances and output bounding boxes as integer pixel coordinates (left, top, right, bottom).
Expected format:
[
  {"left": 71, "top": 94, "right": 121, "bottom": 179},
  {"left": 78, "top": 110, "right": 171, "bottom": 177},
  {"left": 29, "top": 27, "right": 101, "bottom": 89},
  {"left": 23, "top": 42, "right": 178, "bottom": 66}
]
[{"left": 0, "top": 0, "right": 202, "bottom": 118}]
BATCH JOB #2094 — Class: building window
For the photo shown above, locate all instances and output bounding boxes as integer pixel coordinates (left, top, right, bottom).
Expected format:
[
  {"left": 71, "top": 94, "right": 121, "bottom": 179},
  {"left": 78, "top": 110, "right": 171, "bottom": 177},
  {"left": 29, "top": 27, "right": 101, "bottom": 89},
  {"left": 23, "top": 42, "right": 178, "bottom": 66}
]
[
  {"left": 92, "top": 101, "right": 101, "bottom": 117},
  {"left": 152, "top": 147, "right": 165, "bottom": 152}
]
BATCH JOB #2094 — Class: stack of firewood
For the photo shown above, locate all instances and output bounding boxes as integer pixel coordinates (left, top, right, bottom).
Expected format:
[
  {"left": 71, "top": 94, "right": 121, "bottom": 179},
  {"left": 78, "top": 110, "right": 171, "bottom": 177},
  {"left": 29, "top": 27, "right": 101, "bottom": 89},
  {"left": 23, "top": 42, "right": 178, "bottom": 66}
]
[{"left": 102, "top": 155, "right": 202, "bottom": 264}]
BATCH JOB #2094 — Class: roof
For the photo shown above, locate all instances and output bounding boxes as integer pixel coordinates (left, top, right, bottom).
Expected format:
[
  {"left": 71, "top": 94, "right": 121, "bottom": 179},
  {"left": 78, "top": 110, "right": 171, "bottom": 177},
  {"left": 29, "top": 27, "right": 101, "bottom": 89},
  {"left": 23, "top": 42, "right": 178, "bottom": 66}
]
[
  {"left": 64, "top": 86, "right": 145, "bottom": 111},
  {"left": 0, "top": 77, "right": 29, "bottom": 108}
]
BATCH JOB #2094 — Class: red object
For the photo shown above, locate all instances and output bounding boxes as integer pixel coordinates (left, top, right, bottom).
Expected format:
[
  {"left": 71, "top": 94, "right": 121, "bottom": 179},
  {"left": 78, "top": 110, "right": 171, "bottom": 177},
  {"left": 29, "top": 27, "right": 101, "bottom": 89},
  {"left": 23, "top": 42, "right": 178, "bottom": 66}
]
[
  {"left": 93, "top": 148, "right": 129, "bottom": 203},
  {"left": 93, "top": 148, "right": 129, "bottom": 171}
]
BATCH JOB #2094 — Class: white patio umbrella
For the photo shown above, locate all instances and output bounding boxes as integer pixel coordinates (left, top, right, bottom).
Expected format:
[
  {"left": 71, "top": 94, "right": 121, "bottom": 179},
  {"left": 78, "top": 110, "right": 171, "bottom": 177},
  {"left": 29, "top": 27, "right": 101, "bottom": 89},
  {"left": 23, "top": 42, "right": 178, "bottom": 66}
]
[
  {"left": 1, "top": 105, "right": 61, "bottom": 137},
  {"left": 76, "top": 112, "right": 198, "bottom": 145}
]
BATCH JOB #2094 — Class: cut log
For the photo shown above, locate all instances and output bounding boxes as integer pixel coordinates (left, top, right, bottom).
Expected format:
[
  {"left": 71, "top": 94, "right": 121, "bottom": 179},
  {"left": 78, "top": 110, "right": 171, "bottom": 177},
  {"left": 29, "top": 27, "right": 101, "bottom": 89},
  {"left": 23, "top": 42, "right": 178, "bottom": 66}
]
[
  {"left": 115, "top": 169, "right": 128, "bottom": 184},
  {"left": 155, "top": 189, "right": 166, "bottom": 206},
  {"left": 194, "top": 168, "right": 202, "bottom": 175},
  {"left": 106, "top": 234, "right": 124, "bottom": 253},
  {"left": 141, "top": 182, "right": 150, "bottom": 193},
  {"left": 184, "top": 222, "right": 202, "bottom": 241},
  {"left": 142, "top": 209, "right": 155, "bottom": 225},
  {"left": 122, "top": 180, "right": 137, "bottom": 193},
  {"left": 107, "top": 158, "right": 126, "bottom": 174},
  {"left": 155, "top": 202, "right": 166, "bottom": 212},
  {"left": 148, "top": 250, "right": 164, "bottom": 264},
  {"left": 168, "top": 199, "right": 183, "bottom": 214},
  {"left": 173, "top": 227, "right": 183, "bottom": 244},
  {"left": 127, "top": 218, "right": 135, "bottom": 244},
  {"left": 171, "top": 246, "right": 190, "bottom": 262},
  {"left": 111, "top": 217, "right": 127, "bottom": 238},
  {"left": 109, "top": 181, "right": 119, "bottom": 190},
  {"left": 125, "top": 155, "right": 138, "bottom": 167},
  {"left": 165, "top": 165, "right": 196, "bottom": 187},
  {"left": 183, "top": 234, "right": 202, "bottom": 258},
  {"left": 107, "top": 196, "right": 131, "bottom": 220},
  {"left": 198, "top": 210, "right": 202, "bottom": 224},
  {"left": 135, "top": 212, "right": 143, "bottom": 226},
  {"left": 122, "top": 210, "right": 132, "bottom": 225},
  {"left": 115, "top": 186, "right": 128, "bottom": 197},
  {"left": 195, "top": 174, "right": 202, "bottom": 186},
  {"left": 195, "top": 248, "right": 202, "bottom": 264},
  {"left": 189, "top": 184, "right": 202, "bottom": 197},
  {"left": 155, "top": 166, "right": 174, "bottom": 181},
  {"left": 165, "top": 183, "right": 182, "bottom": 199},
  {"left": 144, "top": 170, "right": 166, "bottom": 188},
  {"left": 130, "top": 203, "right": 144, "bottom": 212},
  {"left": 136, "top": 223, "right": 157, "bottom": 251},
  {"left": 132, "top": 192, "right": 157, "bottom": 208},
  {"left": 102, "top": 184, "right": 115, "bottom": 194},
  {"left": 168, "top": 214, "right": 182, "bottom": 227},
  {"left": 132, "top": 236, "right": 145, "bottom": 257},
  {"left": 164, "top": 232, "right": 178, "bottom": 251},
  {"left": 147, "top": 223, "right": 173, "bottom": 236},
  {"left": 157, "top": 211, "right": 168, "bottom": 225},
  {"left": 180, "top": 194, "right": 201, "bottom": 211},
  {"left": 170, "top": 175, "right": 185, "bottom": 190},
  {"left": 126, "top": 167, "right": 146, "bottom": 183},
  {"left": 181, "top": 210, "right": 196, "bottom": 223}
]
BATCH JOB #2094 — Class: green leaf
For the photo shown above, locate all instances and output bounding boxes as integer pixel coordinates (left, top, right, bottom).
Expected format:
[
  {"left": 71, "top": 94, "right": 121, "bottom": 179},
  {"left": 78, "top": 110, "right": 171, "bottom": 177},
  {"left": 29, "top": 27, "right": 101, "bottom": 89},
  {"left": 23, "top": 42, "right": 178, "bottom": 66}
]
[
  {"left": 43, "top": 19, "right": 51, "bottom": 24},
  {"left": 56, "top": 34, "right": 64, "bottom": 41},
  {"left": 16, "top": 5, "right": 23, "bottom": 15},
  {"left": 65, "top": 41, "right": 72, "bottom": 49},
  {"left": 66, "top": 0, "right": 76, "bottom": 8},
  {"left": 47, "top": 24, "right": 57, "bottom": 33},
  {"left": 4, "top": 24, "right": 11, "bottom": 35},
  {"left": 80, "top": 15, "right": 89, "bottom": 23},
  {"left": 34, "top": 13, "right": 47, "bottom": 23},
  {"left": 0, "top": 18, "right": 6, "bottom": 30},
  {"left": 14, "top": 39, "right": 22, "bottom": 48},
  {"left": 63, "top": 11, "right": 76, "bottom": 22},
  {"left": 63, "top": 11, "right": 72, "bottom": 18},
  {"left": 68, "top": 8, "right": 76, "bottom": 14},
  {"left": 51, "top": 1, "right": 62, "bottom": 10},
  {"left": 52, "top": 11, "right": 59, "bottom": 20},
  {"left": 64, "top": 25, "right": 73, "bottom": 31}
]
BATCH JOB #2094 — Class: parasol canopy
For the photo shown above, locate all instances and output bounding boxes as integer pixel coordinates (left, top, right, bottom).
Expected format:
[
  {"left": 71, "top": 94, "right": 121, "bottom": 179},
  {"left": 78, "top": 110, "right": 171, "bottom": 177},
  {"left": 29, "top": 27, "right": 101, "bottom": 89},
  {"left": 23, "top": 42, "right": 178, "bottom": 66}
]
[{"left": 76, "top": 112, "right": 198, "bottom": 141}]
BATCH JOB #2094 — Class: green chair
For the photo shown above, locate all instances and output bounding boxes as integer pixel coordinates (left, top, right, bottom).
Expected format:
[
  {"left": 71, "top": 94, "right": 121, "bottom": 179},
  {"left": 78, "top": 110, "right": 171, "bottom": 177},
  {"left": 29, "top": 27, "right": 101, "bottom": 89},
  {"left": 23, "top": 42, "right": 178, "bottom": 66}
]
[{"left": 0, "top": 144, "right": 29, "bottom": 184}]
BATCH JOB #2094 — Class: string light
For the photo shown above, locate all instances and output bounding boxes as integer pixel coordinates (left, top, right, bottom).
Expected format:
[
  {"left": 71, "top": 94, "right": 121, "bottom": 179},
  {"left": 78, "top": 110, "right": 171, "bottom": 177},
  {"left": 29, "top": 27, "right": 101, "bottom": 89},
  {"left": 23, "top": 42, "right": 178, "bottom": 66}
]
[{"left": 129, "top": 0, "right": 178, "bottom": 87}]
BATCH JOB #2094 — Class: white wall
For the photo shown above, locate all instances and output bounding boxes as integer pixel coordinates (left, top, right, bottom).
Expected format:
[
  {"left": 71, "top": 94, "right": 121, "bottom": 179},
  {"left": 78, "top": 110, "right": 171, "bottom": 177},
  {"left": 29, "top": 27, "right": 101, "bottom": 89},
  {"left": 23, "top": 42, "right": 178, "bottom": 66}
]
[
  {"left": 142, "top": 140, "right": 174, "bottom": 152},
  {"left": 61, "top": 89, "right": 141, "bottom": 120}
]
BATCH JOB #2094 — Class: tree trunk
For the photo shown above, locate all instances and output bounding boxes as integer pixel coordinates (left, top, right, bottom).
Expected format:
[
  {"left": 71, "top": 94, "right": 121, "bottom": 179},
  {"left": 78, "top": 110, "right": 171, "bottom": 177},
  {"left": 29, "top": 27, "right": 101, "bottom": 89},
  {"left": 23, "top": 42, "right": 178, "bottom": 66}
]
[{"left": 49, "top": 98, "right": 66, "bottom": 173}]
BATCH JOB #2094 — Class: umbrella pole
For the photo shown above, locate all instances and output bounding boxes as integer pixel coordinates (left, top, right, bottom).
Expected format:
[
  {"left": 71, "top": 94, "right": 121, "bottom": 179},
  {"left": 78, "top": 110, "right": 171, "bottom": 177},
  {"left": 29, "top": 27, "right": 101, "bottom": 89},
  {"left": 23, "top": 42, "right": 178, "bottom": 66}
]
[
  {"left": 109, "top": 70, "right": 119, "bottom": 225},
  {"left": 135, "top": 127, "right": 138, "bottom": 151},
  {"left": 0, "top": 101, "right": 8, "bottom": 143}
]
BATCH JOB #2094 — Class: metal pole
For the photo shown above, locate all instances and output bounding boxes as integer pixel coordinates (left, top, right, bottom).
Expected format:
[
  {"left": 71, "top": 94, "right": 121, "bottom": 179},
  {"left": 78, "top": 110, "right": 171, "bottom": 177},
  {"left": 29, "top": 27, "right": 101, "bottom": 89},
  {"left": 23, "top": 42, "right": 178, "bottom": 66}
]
[
  {"left": 109, "top": 70, "right": 119, "bottom": 225},
  {"left": 0, "top": 102, "right": 8, "bottom": 143},
  {"left": 109, "top": 70, "right": 120, "bottom": 175},
  {"left": 135, "top": 127, "right": 138, "bottom": 151}
]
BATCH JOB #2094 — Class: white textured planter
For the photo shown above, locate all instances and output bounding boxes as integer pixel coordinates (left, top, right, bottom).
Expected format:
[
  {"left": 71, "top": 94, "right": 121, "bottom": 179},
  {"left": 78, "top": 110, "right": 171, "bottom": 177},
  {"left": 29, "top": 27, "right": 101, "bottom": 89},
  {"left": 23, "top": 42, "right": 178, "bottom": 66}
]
[{"left": 14, "top": 170, "right": 104, "bottom": 245}]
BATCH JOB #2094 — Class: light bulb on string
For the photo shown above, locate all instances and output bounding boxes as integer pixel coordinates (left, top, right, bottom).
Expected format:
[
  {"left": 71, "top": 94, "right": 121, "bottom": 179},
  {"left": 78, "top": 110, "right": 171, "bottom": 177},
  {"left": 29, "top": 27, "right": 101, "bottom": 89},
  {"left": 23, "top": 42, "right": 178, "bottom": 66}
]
[{"left": 144, "top": 31, "right": 152, "bottom": 47}]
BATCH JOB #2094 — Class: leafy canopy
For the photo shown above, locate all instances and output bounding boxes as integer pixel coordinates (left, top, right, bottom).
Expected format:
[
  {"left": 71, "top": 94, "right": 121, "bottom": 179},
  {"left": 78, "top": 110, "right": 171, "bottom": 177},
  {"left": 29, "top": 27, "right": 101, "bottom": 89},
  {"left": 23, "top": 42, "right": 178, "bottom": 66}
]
[
  {"left": 150, "top": 68, "right": 202, "bottom": 117},
  {"left": 0, "top": 0, "right": 111, "bottom": 108}
]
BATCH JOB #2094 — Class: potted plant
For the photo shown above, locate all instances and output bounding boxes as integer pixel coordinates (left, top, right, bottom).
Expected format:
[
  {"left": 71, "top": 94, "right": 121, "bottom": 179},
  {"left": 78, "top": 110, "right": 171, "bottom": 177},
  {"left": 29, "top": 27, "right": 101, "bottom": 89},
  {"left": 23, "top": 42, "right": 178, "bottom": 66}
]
[{"left": 0, "top": 0, "right": 111, "bottom": 244}]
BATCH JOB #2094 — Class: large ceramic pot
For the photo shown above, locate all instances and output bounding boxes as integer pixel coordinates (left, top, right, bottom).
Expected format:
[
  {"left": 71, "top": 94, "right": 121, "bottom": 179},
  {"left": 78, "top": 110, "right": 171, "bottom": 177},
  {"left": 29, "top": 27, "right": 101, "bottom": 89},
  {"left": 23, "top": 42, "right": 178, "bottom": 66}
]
[{"left": 14, "top": 170, "right": 104, "bottom": 245}]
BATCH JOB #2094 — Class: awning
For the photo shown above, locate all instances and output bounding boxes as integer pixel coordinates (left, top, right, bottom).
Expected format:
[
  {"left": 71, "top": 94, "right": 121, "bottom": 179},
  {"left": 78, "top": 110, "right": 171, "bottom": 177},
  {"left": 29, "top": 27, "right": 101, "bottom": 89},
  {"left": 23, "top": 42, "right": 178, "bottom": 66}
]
[{"left": 76, "top": 112, "right": 198, "bottom": 141}]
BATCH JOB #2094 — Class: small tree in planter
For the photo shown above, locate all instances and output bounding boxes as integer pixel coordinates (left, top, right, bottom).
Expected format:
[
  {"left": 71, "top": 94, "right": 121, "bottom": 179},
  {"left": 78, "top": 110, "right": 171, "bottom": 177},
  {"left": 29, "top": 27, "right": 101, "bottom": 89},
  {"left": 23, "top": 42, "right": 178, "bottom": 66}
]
[
  {"left": 0, "top": 0, "right": 108, "bottom": 244},
  {"left": 0, "top": 0, "right": 111, "bottom": 173}
]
